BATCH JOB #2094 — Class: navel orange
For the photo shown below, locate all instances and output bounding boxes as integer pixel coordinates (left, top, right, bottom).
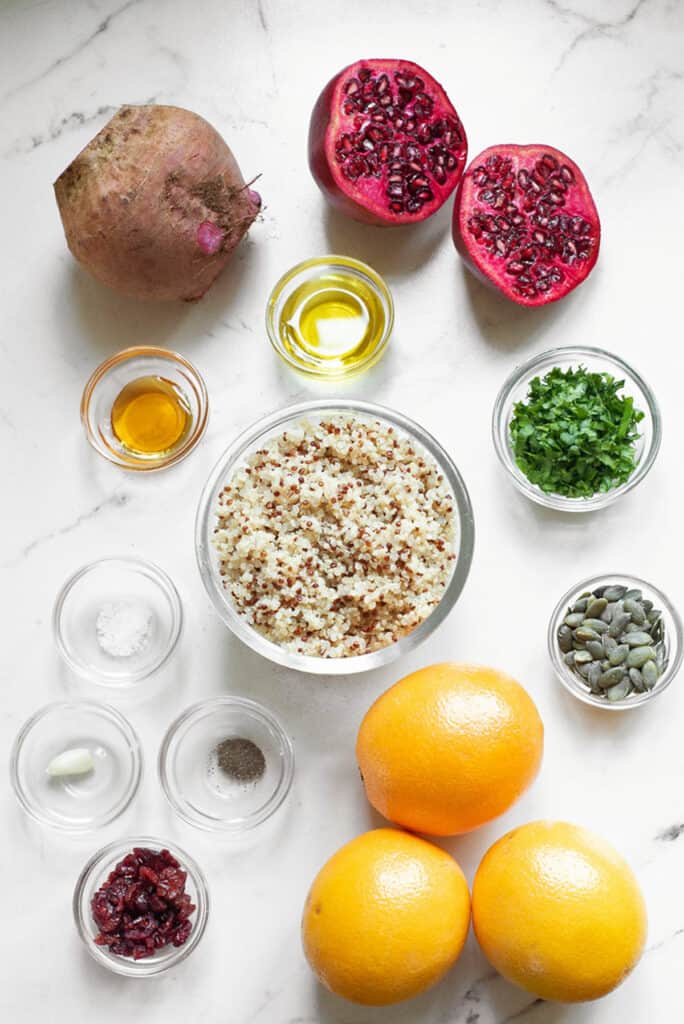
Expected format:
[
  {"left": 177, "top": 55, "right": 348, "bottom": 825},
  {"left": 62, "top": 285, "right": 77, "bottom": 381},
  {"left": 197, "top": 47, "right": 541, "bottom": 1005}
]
[
  {"left": 472, "top": 820, "right": 647, "bottom": 1002},
  {"left": 356, "top": 663, "right": 544, "bottom": 835},
  {"left": 301, "top": 828, "right": 470, "bottom": 1006}
]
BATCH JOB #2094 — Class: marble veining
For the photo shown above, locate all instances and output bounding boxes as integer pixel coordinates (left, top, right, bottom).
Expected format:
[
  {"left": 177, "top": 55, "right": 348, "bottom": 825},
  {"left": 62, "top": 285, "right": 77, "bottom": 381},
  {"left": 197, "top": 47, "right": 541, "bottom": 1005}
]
[{"left": 2, "top": 0, "right": 683, "bottom": 1021}]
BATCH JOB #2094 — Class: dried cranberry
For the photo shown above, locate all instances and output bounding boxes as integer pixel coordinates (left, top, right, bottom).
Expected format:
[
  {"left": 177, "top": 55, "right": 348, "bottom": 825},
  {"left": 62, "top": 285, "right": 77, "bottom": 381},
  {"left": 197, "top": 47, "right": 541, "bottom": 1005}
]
[{"left": 91, "top": 847, "right": 194, "bottom": 960}]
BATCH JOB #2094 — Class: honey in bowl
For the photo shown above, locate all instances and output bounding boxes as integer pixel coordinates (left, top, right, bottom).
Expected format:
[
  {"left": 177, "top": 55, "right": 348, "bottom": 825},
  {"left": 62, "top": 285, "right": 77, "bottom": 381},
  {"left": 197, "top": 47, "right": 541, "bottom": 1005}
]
[
  {"left": 267, "top": 256, "right": 394, "bottom": 380},
  {"left": 111, "top": 376, "right": 191, "bottom": 456}
]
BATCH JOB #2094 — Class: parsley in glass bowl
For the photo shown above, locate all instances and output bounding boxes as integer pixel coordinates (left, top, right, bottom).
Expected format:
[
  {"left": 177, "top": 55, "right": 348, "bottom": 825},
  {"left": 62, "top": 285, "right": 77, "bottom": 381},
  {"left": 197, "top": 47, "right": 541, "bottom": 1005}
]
[{"left": 492, "top": 347, "right": 661, "bottom": 511}]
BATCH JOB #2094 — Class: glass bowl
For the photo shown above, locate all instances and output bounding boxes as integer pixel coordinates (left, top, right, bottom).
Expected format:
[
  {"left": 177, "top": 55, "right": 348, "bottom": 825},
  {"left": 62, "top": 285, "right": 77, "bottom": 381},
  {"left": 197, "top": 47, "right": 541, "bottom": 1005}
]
[
  {"left": 10, "top": 700, "right": 142, "bottom": 830},
  {"left": 195, "top": 399, "right": 475, "bottom": 675},
  {"left": 266, "top": 255, "right": 394, "bottom": 380},
  {"left": 492, "top": 346, "right": 661, "bottom": 511},
  {"left": 81, "top": 346, "right": 209, "bottom": 471},
  {"left": 159, "top": 696, "right": 294, "bottom": 833},
  {"left": 53, "top": 557, "right": 183, "bottom": 686},
  {"left": 73, "top": 836, "right": 209, "bottom": 977},
  {"left": 548, "top": 573, "right": 683, "bottom": 710}
]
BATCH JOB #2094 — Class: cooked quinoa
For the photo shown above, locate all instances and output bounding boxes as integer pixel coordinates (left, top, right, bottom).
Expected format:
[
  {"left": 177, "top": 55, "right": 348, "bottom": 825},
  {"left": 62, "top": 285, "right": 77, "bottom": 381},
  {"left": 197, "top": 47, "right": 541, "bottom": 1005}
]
[{"left": 213, "top": 416, "right": 456, "bottom": 657}]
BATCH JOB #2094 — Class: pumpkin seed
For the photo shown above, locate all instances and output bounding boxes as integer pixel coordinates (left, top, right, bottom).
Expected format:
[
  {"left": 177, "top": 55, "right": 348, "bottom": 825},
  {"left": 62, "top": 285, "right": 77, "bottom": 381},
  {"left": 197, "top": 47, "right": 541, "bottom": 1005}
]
[
  {"left": 624, "top": 599, "right": 646, "bottom": 625},
  {"left": 603, "top": 634, "right": 618, "bottom": 652},
  {"left": 586, "top": 662, "right": 602, "bottom": 691},
  {"left": 625, "top": 631, "right": 653, "bottom": 647},
  {"left": 586, "top": 597, "right": 608, "bottom": 619},
  {"left": 558, "top": 625, "right": 574, "bottom": 652},
  {"left": 607, "top": 679, "right": 632, "bottom": 701},
  {"left": 586, "top": 640, "right": 605, "bottom": 660},
  {"left": 564, "top": 612, "right": 584, "bottom": 628},
  {"left": 608, "top": 644, "right": 629, "bottom": 666},
  {"left": 599, "top": 666, "right": 626, "bottom": 688},
  {"left": 571, "top": 597, "right": 589, "bottom": 613},
  {"left": 641, "top": 660, "right": 659, "bottom": 689},
  {"left": 576, "top": 627, "right": 601, "bottom": 643},
  {"left": 601, "top": 604, "right": 614, "bottom": 623},
  {"left": 574, "top": 650, "right": 593, "bottom": 664},
  {"left": 603, "top": 585, "right": 627, "bottom": 601},
  {"left": 624, "top": 589, "right": 643, "bottom": 602},
  {"left": 564, "top": 651, "right": 577, "bottom": 666},
  {"left": 642, "top": 599, "right": 653, "bottom": 612},
  {"left": 577, "top": 662, "right": 592, "bottom": 679},
  {"left": 609, "top": 612, "right": 631, "bottom": 637},
  {"left": 582, "top": 618, "right": 609, "bottom": 633},
  {"left": 629, "top": 668, "right": 645, "bottom": 691},
  {"left": 626, "top": 646, "right": 657, "bottom": 669}
]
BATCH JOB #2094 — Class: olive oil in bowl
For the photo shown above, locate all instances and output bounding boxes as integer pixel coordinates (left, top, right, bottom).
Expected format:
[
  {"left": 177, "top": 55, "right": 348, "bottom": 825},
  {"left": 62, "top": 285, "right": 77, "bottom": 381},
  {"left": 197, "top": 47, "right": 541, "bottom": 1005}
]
[{"left": 267, "top": 256, "right": 393, "bottom": 380}]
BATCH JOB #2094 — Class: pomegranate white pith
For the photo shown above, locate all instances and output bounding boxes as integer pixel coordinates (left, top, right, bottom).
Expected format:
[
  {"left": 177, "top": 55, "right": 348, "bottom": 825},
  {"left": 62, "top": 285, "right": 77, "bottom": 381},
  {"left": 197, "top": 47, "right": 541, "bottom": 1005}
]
[
  {"left": 453, "top": 144, "right": 600, "bottom": 306},
  {"left": 309, "top": 58, "right": 467, "bottom": 225}
]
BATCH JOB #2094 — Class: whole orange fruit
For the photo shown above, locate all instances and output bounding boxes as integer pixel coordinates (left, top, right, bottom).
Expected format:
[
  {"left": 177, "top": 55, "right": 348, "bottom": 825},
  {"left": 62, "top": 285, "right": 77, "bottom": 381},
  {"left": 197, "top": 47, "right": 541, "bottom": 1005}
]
[
  {"left": 473, "top": 820, "right": 647, "bottom": 1002},
  {"left": 356, "top": 663, "right": 543, "bottom": 835},
  {"left": 301, "top": 828, "right": 470, "bottom": 1006}
]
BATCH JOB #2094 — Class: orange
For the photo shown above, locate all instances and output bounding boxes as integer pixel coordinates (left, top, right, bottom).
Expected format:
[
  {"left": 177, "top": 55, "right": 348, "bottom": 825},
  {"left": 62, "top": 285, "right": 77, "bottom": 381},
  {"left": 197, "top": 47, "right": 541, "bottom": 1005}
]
[
  {"left": 356, "top": 663, "right": 543, "bottom": 835},
  {"left": 473, "top": 820, "right": 647, "bottom": 1002},
  {"left": 301, "top": 828, "right": 470, "bottom": 1006}
]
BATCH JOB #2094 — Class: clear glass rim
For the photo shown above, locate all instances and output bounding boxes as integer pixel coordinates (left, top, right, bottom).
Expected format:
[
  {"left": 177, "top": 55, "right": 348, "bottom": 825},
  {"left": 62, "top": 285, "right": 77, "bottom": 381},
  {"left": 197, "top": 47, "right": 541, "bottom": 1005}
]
[
  {"left": 265, "top": 254, "right": 395, "bottom": 380},
  {"left": 195, "top": 398, "right": 475, "bottom": 675},
  {"left": 492, "top": 345, "right": 662, "bottom": 512},
  {"left": 52, "top": 556, "right": 183, "bottom": 686},
  {"left": 72, "top": 834, "right": 209, "bottom": 977},
  {"left": 547, "top": 572, "right": 683, "bottom": 710},
  {"left": 158, "top": 695, "right": 295, "bottom": 833},
  {"left": 80, "top": 345, "right": 209, "bottom": 472},
  {"left": 9, "top": 699, "right": 143, "bottom": 831}
]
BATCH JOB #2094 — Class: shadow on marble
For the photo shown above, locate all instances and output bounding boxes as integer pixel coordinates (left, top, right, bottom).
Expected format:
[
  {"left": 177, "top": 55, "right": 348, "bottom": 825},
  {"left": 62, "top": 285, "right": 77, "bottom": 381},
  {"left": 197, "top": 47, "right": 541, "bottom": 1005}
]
[
  {"left": 58, "top": 236, "right": 262, "bottom": 358},
  {"left": 321, "top": 200, "right": 450, "bottom": 282},
  {"left": 459, "top": 268, "right": 565, "bottom": 354},
  {"left": 311, "top": 939, "right": 562, "bottom": 1024}
]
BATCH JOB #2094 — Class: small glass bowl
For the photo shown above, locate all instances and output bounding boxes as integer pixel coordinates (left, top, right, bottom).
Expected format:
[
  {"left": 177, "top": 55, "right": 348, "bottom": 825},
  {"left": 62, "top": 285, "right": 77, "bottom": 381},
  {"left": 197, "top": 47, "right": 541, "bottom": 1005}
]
[
  {"left": 195, "top": 399, "right": 475, "bottom": 675},
  {"left": 10, "top": 701, "right": 142, "bottom": 830},
  {"left": 81, "top": 346, "right": 209, "bottom": 470},
  {"left": 492, "top": 346, "right": 661, "bottom": 511},
  {"left": 73, "top": 836, "right": 209, "bottom": 977},
  {"left": 266, "top": 255, "right": 394, "bottom": 380},
  {"left": 548, "top": 573, "right": 683, "bottom": 710},
  {"left": 159, "top": 696, "right": 294, "bottom": 833},
  {"left": 54, "top": 557, "right": 183, "bottom": 687}
]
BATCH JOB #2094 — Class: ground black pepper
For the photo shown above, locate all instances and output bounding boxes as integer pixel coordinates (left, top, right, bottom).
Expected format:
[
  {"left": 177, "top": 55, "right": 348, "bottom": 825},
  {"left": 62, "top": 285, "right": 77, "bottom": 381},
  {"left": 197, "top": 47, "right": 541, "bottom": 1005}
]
[{"left": 214, "top": 737, "right": 266, "bottom": 783}]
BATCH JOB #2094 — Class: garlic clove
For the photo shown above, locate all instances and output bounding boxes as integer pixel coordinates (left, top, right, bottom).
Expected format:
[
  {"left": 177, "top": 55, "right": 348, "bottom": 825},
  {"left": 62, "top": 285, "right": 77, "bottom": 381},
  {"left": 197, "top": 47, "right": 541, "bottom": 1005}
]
[{"left": 46, "top": 747, "right": 95, "bottom": 777}]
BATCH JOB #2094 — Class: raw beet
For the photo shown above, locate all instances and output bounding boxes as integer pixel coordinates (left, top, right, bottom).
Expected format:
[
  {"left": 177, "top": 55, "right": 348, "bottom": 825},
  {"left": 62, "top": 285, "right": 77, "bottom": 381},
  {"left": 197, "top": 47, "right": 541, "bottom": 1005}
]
[
  {"left": 54, "top": 105, "right": 261, "bottom": 301},
  {"left": 453, "top": 144, "right": 600, "bottom": 306},
  {"left": 91, "top": 846, "right": 195, "bottom": 960},
  {"left": 308, "top": 58, "right": 467, "bottom": 225}
]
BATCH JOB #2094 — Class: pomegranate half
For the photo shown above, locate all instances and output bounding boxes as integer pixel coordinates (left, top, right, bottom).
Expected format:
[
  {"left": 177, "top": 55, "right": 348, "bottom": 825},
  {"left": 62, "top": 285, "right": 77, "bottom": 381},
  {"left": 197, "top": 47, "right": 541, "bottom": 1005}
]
[
  {"left": 453, "top": 144, "right": 600, "bottom": 306},
  {"left": 308, "top": 58, "right": 467, "bottom": 225}
]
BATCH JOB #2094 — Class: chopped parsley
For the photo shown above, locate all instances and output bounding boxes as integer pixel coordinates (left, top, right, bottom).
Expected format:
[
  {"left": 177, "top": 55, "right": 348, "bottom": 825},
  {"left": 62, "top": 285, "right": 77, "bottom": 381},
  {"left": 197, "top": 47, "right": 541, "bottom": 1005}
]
[{"left": 509, "top": 365, "right": 644, "bottom": 498}]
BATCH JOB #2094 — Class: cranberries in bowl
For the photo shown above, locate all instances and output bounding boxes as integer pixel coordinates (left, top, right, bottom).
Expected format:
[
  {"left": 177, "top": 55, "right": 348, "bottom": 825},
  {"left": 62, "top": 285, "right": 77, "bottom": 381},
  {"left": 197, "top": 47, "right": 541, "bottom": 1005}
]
[{"left": 73, "top": 837, "right": 209, "bottom": 977}]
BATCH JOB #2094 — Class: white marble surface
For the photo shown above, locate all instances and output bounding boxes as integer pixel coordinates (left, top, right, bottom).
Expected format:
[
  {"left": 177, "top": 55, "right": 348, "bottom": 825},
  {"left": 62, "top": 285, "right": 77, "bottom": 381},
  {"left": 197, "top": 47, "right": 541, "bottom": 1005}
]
[{"left": 2, "top": 0, "right": 684, "bottom": 1020}]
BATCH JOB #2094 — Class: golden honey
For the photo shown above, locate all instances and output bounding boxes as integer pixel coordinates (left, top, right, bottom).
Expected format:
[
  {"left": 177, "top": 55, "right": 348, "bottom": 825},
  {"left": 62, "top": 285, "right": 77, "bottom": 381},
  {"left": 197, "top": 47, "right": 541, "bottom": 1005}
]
[{"left": 111, "top": 376, "right": 191, "bottom": 456}]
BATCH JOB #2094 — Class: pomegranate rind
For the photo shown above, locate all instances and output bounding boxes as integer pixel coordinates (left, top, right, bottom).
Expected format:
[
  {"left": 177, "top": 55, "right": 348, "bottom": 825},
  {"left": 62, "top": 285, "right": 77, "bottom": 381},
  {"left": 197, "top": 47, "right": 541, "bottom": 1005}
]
[
  {"left": 308, "top": 58, "right": 467, "bottom": 226},
  {"left": 453, "top": 143, "right": 600, "bottom": 307},
  {"left": 54, "top": 105, "right": 261, "bottom": 302}
]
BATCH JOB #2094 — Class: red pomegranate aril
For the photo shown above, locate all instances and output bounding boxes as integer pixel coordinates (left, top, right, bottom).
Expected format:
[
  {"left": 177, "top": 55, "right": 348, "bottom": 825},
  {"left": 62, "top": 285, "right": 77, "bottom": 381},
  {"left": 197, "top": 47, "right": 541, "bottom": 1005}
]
[
  {"left": 453, "top": 143, "right": 600, "bottom": 307},
  {"left": 308, "top": 58, "right": 467, "bottom": 225},
  {"left": 91, "top": 847, "right": 195, "bottom": 961}
]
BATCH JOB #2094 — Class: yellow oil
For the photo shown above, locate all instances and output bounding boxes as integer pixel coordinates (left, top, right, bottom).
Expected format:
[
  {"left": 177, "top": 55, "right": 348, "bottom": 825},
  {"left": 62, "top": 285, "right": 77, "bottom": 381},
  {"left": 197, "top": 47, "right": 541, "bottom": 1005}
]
[
  {"left": 278, "top": 269, "right": 388, "bottom": 376},
  {"left": 111, "top": 375, "right": 191, "bottom": 456}
]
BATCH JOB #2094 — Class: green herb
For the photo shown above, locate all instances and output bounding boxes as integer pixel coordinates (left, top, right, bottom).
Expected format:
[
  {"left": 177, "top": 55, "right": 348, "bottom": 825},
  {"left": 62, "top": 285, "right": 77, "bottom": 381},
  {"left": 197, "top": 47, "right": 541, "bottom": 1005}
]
[{"left": 509, "top": 365, "right": 644, "bottom": 497}]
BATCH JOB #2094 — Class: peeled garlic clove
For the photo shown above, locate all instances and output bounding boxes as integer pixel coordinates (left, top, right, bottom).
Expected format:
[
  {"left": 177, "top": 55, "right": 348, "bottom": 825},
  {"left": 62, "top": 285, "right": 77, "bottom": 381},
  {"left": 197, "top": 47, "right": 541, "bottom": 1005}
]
[{"left": 46, "top": 747, "right": 94, "bottom": 777}]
